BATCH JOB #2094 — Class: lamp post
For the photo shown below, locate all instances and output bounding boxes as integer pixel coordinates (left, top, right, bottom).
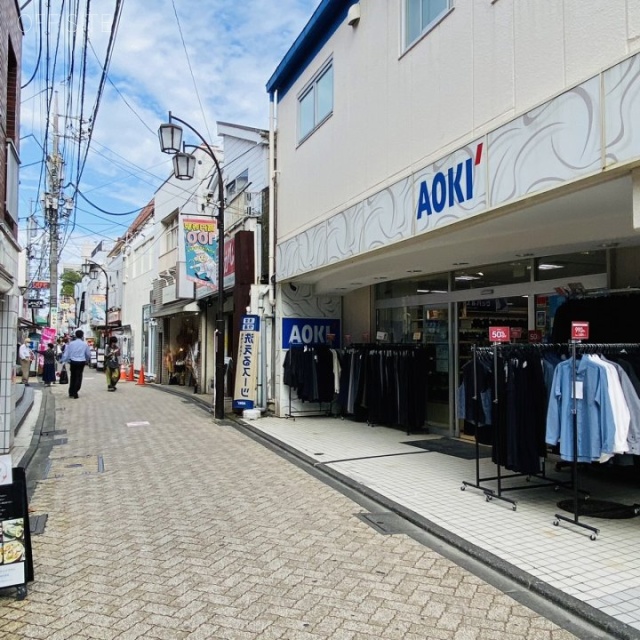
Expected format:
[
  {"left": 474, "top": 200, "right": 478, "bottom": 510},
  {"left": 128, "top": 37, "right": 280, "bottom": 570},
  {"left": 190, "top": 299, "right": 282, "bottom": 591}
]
[
  {"left": 158, "top": 112, "right": 226, "bottom": 420},
  {"left": 83, "top": 260, "right": 110, "bottom": 341}
]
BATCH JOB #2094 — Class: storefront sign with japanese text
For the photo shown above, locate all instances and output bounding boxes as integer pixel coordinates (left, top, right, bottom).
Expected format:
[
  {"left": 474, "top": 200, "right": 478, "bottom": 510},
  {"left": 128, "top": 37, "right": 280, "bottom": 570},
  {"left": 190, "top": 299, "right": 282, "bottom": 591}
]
[{"left": 233, "top": 316, "right": 261, "bottom": 411}]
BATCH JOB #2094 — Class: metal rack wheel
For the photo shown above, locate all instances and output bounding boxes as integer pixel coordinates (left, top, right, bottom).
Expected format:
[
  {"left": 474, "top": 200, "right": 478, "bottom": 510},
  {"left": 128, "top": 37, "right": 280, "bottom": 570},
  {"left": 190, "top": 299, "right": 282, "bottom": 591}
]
[
  {"left": 553, "top": 519, "right": 559, "bottom": 526},
  {"left": 461, "top": 485, "right": 466, "bottom": 491},
  {"left": 590, "top": 534, "right": 597, "bottom": 541},
  {"left": 512, "top": 504, "right": 517, "bottom": 511}
]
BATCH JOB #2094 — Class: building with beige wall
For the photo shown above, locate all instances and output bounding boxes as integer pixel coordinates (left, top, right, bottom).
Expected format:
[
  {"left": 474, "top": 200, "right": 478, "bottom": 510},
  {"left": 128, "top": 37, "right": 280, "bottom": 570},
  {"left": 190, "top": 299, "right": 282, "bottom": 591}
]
[{"left": 267, "top": 0, "right": 640, "bottom": 425}]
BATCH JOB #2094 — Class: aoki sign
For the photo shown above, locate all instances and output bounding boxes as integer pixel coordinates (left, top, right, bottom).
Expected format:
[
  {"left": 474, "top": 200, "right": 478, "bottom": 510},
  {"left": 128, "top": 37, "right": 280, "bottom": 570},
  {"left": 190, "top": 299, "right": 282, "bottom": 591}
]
[
  {"left": 414, "top": 140, "right": 487, "bottom": 232},
  {"left": 282, "top": 318, "right": 341, "bottom": 348}
]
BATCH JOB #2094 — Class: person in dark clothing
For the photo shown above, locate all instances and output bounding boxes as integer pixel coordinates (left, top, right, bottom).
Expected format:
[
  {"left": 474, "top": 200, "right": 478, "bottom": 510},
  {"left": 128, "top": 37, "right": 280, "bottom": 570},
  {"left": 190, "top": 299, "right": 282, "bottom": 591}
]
[{"left": 42, "top": 343, "right": 57, "bottom": 387}]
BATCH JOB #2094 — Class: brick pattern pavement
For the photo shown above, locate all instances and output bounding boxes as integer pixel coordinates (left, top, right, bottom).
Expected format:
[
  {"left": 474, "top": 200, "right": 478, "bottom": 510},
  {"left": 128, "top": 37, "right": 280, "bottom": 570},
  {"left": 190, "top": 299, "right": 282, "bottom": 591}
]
[{"left": 0, "top": 377, "right": 578, "bottom": 639}]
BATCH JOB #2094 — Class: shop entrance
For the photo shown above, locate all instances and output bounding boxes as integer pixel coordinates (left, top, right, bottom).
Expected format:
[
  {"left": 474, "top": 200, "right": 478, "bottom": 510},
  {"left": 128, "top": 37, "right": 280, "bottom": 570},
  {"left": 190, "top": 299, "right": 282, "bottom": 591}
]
[{"left": 457, "top": 295, "right": 528, "bottom": 437}]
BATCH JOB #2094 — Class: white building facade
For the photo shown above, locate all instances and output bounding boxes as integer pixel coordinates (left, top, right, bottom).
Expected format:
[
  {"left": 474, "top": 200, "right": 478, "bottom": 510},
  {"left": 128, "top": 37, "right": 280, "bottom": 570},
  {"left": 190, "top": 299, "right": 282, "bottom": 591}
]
[{"left": 267, "top": 0, "right": 640, "bottom": 426}]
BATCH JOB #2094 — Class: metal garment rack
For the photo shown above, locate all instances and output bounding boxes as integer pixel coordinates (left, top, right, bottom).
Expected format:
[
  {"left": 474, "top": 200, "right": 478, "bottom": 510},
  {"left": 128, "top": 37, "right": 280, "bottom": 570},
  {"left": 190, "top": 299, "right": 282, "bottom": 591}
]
[
  {"left": 284, "top": 344, "right": 334, "bottom": 420},
  {"left": 552, "top": 342, "right": 640, "bottom": 540},
  {"left": 461, "top": 343, "right": 574, "bottom": 510}
]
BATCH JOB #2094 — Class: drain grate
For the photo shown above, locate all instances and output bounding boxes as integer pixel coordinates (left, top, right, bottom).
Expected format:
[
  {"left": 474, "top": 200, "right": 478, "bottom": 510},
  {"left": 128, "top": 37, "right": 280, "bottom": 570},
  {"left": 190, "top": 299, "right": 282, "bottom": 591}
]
[
  {"left": 42, "top": 429, "right": 67, "bottom": 437},
  {"left": 356, "top": 512, "right": 407, "bottom": 535},
  {"left": 30, "top": 514, "right": 48, "bottom": 535},
  {"left": 52, "top": 438, "right": 68, "bottom": 446},
  {"left": 44, "top": 455, "right": 104, "bottom": 479}
]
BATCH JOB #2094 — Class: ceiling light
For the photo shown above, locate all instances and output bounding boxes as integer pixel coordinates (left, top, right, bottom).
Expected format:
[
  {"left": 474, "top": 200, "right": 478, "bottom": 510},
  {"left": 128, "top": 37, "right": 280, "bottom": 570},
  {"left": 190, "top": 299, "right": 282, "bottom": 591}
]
[
  {"left": 455, "top": 275, "right": 481, "bottom": 281},
  {"left": 452, "top": 262, "right": 469, "bottom": 266},
  {"left": 406, "top": 269, "right": 422, "bottom": 273},
  {"left": 350, "top": 282, "right": 363, "bottom": 285},
  {"left": 417, "top": 289, "right": 431, "bottom": 293},
  {"left": 476, "top": 272, "right": 484, "bottom": 276},
  {"left": 373, "top": 276, "right": 388, "bottom": 280},
  {"left": 538, "top": 263, "right": 564, "bottom": 270},
  {"left": 516, "top": 253, "right": 533, "bottom": 257}
]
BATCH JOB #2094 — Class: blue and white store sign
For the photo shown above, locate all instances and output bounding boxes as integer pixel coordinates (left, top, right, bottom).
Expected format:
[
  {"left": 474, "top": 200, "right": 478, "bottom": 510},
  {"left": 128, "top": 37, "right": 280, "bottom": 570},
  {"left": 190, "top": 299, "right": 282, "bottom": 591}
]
[
  {"left": 282, "top": 318, "right": 341, "bottom": 348},
  {"left": 232, "top": 315, "right": 261, "bottom": 410},
  {"left": 414, "top": 140, "right": 487, "bottom": 233}
]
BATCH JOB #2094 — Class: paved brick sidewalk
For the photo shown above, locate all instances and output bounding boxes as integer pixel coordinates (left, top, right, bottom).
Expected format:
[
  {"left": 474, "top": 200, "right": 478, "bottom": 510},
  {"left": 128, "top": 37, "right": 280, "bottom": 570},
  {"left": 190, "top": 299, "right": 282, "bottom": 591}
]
[{"left": 0, "top": 375, "right": 579, "bottom": 639}]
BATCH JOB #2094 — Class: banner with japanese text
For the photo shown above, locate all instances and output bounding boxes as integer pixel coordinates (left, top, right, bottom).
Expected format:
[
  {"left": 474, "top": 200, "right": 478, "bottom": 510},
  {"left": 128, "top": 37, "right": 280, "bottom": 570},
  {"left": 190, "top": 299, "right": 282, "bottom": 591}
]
[
  {"left": 233, "top": 315, "right": 260, "bottom": 411},
  {"left": 182, "top": 216, "right": 219, "bottom": 291}
]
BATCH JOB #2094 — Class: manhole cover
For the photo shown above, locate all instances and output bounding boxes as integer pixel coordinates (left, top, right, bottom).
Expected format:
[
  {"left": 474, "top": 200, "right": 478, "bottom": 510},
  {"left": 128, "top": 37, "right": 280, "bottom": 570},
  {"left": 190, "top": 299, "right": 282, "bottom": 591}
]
[
  {"left": 44, "top": 455, "right": 104, "bottom": 479},
  {"left": 557, "top": 499, "right": 640, "bottom": 519}
]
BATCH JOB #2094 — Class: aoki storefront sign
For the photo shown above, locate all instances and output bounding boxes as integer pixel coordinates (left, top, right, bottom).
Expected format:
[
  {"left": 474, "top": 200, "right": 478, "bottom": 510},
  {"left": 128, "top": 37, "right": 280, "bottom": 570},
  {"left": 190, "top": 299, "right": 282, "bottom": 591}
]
[{"left": 282, "top": 318, "right": 341, "bottom": 349}]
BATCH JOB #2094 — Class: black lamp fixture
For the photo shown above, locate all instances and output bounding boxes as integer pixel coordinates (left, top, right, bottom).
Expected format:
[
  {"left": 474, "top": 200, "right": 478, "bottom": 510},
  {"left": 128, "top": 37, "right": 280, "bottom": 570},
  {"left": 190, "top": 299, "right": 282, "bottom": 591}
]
[{"left": 158, "top": 111, "right": 226, "bottom": 421}]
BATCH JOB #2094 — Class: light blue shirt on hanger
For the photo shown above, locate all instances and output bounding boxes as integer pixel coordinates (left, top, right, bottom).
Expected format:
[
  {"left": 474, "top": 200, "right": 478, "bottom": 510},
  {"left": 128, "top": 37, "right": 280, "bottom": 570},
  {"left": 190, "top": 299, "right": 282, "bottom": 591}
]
[{"left": 545, "top": 357, "right": 616, "bottom": 462}]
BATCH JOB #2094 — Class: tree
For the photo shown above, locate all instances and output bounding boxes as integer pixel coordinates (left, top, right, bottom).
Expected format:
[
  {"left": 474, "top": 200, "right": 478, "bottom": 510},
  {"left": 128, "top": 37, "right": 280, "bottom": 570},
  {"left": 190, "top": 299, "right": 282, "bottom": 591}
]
[{"left": 60, "top": 269, "right": 82, "bottom": 298}]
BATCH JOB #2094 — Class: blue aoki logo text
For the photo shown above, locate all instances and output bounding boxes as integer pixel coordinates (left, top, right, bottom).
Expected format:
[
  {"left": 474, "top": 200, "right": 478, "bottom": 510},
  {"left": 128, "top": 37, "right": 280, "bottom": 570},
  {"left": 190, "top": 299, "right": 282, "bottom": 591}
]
[{"left": 416, "top": 144, "right": 483, "bottom": 219}]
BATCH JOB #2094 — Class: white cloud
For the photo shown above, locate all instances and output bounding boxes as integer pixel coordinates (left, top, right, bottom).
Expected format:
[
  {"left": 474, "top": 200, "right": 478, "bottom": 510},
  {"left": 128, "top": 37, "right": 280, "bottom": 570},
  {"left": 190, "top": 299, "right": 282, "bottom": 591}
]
[{"left": 19, "top": 0, "right": 319, "bottom": 259}]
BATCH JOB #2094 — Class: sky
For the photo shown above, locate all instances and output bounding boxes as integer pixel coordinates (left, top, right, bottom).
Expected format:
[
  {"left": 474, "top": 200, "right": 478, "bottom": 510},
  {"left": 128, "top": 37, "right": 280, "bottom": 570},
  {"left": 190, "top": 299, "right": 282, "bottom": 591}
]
[{"left": 18, "top": 0, "right": 319, "bottom": 268}]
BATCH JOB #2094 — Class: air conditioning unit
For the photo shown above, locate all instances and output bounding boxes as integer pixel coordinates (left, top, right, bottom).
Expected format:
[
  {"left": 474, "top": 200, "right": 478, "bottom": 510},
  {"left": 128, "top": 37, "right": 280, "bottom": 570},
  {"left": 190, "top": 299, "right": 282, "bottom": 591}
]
[
  {"left": 245, "top": 206, "right": 253, "bottom": 216},
  {"left": 246, "top": 192, "right": 252, "bottom": 202}
]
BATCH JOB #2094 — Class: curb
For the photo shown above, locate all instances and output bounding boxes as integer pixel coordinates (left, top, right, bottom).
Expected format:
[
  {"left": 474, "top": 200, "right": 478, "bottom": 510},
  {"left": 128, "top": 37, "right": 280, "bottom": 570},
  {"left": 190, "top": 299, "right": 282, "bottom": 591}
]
[{"left": 149, "top": 385, "right": 636, "bottom": 640}]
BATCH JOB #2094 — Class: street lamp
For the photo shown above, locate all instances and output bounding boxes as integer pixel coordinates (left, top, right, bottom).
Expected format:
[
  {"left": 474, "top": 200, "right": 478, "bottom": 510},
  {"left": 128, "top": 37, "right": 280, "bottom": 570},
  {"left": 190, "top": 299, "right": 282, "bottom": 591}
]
[
  {"left": 83, "top": 260, "right": 110, "bottom": 340},
  {"left": 158, "top": 112, "right": 226, "bottom": 420}
]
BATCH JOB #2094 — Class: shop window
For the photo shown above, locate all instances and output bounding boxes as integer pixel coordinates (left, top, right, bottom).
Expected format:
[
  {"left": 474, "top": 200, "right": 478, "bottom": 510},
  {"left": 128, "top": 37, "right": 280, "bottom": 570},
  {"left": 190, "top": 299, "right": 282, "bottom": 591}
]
[
  {"left": 298, "top": 60, "right": 333, "bottom": 142},
  {"left": 375, "top": 272, "right": 449, "bottom": 300},
  {"left": 164, "top": 217, "right": 179, "bottom": 253},
  {"left": 535, "top": 250, "right": 606, "bottom": 281},
  {"left": 453, "top": 261, "right": 531, "bottom": 291},
  {"left": 405, "top": 0, "right": 452, "bottom": 49}
]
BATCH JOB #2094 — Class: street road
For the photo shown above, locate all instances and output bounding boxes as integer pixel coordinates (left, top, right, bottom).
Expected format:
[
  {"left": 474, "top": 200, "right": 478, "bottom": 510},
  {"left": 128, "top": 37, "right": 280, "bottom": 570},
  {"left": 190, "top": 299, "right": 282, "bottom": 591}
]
[{"left": 0, "top": 375, "right": 586, "bottom": 639}]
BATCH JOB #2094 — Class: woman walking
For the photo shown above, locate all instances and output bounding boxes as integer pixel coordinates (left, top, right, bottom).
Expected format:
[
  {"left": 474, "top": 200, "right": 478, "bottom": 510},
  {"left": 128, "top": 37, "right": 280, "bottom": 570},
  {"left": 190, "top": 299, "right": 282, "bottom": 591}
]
[
  {"left": 42, "top": 343, "right": 57, "bottom": 387},
  {"left": 105, "top": 336, "right": 121, "bottom": 391}
]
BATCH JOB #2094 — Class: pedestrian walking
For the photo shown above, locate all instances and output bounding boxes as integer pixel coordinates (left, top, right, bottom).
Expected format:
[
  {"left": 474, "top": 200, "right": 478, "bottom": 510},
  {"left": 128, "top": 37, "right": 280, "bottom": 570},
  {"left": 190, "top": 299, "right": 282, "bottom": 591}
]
[
  {"left": 42, "top": 343, "right": 57, "bottom": 387},
  {"left": 18, "top": 339, "right": 34, "bottom": 386},
  {"left": 105, "top": 336, "right": 121, "bottom": 391},
  {"left": 60, "top": 329, "right": 92, "bottom": 399}
]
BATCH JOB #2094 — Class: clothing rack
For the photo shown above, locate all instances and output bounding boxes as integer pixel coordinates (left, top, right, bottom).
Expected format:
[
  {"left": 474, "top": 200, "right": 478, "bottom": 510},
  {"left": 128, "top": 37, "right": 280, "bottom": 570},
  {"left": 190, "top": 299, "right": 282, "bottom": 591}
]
[
  {"left": 461, "top": 343, "right": 574, "bottom": 510},
  {"left": 553, "top": 342, "right": 640, "bottom": 540},
  {"left": 284, "top": 343, "right": 334, "bottom": 420},
  {"left": 340, "top": 343, "right": 428, "bottom": 433}
]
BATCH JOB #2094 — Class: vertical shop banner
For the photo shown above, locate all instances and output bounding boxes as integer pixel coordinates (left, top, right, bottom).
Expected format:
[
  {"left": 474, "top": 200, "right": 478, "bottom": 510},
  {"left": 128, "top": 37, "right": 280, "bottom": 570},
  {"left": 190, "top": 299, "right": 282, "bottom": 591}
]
[
  {"left": 182, "top": 217, "right": 219, "bottom": 291},
  {"left": 40, "top": 327, "right": 56, "bottom": 350},
  {"left": 233, "top": 315, "right": 260, "bottom": 410},
  {"left": 89, "top": 295, "right": 106, "bottom": 325}
]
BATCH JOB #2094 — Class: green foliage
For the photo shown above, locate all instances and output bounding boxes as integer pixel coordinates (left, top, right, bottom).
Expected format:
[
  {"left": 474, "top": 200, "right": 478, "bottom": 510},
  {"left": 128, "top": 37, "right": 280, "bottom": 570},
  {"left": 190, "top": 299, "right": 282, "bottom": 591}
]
[{"left": 61, "top": 269, "right": 82, "bottom": 297}]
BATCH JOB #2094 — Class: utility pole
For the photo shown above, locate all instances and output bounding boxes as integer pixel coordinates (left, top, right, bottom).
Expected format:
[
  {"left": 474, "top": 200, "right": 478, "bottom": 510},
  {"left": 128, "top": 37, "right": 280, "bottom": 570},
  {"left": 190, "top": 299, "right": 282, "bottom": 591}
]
[{"left": 46, "top": 92, "right": 62, "bottom": 331}]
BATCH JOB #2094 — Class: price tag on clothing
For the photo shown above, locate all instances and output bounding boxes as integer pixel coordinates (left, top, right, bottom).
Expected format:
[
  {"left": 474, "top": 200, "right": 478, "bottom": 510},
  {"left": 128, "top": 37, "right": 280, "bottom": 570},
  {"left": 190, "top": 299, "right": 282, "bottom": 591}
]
[
  {"left": 571, "top": 381, "right": 584, "bottom": 400},
  {"left": 571, "top": 321, "right": 589, "bottom": 340}
]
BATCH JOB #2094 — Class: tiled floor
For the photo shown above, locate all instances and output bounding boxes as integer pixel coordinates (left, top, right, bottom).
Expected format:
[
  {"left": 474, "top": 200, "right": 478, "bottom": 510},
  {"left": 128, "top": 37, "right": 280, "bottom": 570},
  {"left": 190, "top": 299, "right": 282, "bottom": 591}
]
[{"left": 246, "top": 414, "right": 640, "bottom": 632}]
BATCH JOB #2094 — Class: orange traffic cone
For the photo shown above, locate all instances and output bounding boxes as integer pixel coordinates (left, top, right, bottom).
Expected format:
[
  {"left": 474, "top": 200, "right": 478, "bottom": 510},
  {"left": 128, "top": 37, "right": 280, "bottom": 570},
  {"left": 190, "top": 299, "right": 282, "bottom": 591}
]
[
  {"left": 120, "top": 362, "right": 128, "bottom": 382},
  {"left": 136, "top": 364, "right": 145, "bottom": 385},
  {"left": 127, "top": 364, "right": 134, "bottom": 382}
]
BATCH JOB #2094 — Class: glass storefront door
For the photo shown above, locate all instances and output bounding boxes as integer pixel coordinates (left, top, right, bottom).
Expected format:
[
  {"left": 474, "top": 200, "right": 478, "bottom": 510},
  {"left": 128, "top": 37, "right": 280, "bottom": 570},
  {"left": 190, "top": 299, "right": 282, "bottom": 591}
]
[
  {"left": 423, "top": 306, "right": 450, "bottom": 427},
  {"left": 375, "top": 304, "right": 451, "bottom": 428}
]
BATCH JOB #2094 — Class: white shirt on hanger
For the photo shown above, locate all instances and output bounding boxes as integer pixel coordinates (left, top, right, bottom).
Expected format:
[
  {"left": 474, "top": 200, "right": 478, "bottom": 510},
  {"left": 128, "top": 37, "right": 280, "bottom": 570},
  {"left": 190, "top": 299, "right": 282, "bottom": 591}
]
[{"left": 589, "top": 355, "right": 630, "bottom": 461}]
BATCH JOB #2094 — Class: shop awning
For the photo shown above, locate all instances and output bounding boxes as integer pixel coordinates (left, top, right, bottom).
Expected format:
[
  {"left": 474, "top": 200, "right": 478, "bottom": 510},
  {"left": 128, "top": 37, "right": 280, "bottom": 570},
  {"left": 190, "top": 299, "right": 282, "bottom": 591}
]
[{"left": 151, "top": 300, "right": 199, "bottom": 318}]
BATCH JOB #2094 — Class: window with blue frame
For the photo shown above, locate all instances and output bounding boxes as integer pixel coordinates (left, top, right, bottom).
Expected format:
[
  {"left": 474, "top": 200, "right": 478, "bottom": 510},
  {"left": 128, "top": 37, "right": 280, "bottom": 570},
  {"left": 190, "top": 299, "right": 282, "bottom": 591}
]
[
  {"left": 298, "top": 61, "right": 333, "bottom": 142},
  {"left": 405, "top": 0, "right": 451, "bottom": 48}
]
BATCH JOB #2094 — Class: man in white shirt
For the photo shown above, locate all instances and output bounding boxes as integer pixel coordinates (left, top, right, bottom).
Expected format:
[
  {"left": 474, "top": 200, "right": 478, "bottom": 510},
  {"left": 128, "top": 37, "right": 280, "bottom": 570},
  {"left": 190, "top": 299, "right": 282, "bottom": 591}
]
[
  {"left": 18, "top": 339, "right": 34, "bottom": 386},
  {"left": 60, "top": 329, "right": 92, "bottom": 399}
]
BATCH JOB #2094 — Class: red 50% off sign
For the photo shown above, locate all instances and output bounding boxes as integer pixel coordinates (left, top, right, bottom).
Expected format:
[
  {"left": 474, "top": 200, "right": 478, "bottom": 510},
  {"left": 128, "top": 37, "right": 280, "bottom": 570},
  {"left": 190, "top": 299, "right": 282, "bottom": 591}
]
[{"left": 489, "top": 327, "right": 511, "bottom": 343}]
